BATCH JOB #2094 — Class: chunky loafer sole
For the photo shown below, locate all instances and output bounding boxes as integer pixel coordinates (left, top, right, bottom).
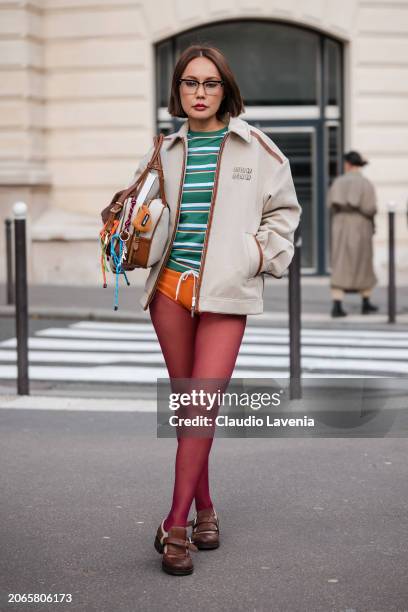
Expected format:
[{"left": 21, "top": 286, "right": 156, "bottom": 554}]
[
  {"left": 194, "top": 539, "right": 219, "bottom": 550},
  {"left": 162, "top": 562, "right": 194, "bottom": 576}
]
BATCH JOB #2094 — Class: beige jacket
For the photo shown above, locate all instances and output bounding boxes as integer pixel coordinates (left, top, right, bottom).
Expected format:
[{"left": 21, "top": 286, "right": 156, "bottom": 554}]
[{"left": 130, "top": 114, "right": 301, "bottom": 315}]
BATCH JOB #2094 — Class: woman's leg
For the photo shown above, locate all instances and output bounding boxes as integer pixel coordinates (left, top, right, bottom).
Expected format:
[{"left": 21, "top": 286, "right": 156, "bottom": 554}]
[
  {"left": 150, "top": 289, "right": 212, "bottom": 512},
  {"left": 193, "top": 313, "right": 247, "bottom": 511},
  {"left": 150, "top": 289, "right": 204, "bottom": 498},
  {"left": 331, "top": 288, "right": 344, "bottom": 300},
  {"left": 164, "top": 311, "right": 247, "bottom": 528},
  {"left": 149, "top": 289, "right": 212, "bottom": 511},
  {"left": 149, "top": 290, "right": 201, "bottom": 528},
  {"left": 149, "top": 290, "right": 198, "bottom": 378}
]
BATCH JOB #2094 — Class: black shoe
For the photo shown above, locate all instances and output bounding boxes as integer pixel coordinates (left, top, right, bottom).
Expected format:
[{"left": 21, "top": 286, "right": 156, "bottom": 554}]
[
  {"left": 331, "top": 300, "right": 347, "bottom": 318},
  {"left": 362, "top": 297, "right": 379, "bottom": 314}
]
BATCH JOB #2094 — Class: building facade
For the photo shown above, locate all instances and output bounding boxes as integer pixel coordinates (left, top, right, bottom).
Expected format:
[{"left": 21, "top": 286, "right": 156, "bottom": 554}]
[{"left": 1, "top": 0, "right": 407, "bottom": 286}]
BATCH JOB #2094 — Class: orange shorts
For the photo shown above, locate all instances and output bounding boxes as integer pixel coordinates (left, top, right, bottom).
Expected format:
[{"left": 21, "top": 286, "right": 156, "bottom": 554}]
[{"left": 156, "top": 266, "right": 199, "bottom": 314}]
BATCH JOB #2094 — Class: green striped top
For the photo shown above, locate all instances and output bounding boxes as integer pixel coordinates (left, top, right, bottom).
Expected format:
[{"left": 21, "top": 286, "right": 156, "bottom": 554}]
[{"left": 166, "top": 124, "right": 229, "bottom": 274}]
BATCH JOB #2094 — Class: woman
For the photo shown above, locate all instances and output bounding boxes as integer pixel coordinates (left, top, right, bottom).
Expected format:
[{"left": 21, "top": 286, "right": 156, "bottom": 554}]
[
  {"left": 327, "top": 150, "right": 378, "bottom": 317},
  {"left": 131, "top": 45, "right": 301, "bottom": 575}
]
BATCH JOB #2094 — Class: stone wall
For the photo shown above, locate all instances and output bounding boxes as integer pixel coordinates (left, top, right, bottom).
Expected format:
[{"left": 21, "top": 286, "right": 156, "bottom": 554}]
[{"left": 1, "top": 0, "right": 407, "bottom": 286}]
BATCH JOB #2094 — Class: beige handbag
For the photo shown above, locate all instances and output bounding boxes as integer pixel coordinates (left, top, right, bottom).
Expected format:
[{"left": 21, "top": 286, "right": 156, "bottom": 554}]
[
  {"left": 99, "top": 134, "right": 170, "bottom": 309},
  {"left": 100, "top": 134, "right": 170, "bottom": 306}
]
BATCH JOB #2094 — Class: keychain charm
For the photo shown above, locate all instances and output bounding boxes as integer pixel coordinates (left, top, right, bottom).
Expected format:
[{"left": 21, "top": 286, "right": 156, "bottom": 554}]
[{"left": 120, "top": 240, "right": 128, "bottom": 265}]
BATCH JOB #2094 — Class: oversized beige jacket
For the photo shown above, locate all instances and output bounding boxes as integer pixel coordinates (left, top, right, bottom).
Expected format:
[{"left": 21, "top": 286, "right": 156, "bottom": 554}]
[{"left": 129, "top": 114, "right": 301, "bottom": 315}]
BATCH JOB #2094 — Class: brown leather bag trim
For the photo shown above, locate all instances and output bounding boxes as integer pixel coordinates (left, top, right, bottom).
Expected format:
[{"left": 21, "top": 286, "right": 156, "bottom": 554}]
[
  {"left": 143, "top": 137, "right": 188, "bottom": 310},
  {"left": 115, "top": 133, "right": 167, "bottom": 207},
  {"left": 102, "top": 134, "right": 168, "bottom": 271},
  {"left": 128, "top": 202, "right": 168, "bottom": 268}
]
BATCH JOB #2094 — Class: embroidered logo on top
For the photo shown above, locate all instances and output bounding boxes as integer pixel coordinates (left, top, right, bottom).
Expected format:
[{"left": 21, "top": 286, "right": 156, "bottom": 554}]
[{"left": 232, "top": 166, "right": 253, "bottom": 181}]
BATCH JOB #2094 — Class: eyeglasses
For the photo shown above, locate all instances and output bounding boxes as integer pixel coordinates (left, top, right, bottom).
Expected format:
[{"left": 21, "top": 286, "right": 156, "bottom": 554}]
[{"left": 179, "top": 78, "right": 224, "bottom": 95}]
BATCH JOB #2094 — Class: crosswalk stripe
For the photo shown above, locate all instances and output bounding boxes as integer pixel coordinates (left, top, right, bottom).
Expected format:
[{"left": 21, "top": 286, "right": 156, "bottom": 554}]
[
  {"left": 0, "top": 355, "right": 406, "bottom": 376},
  {"left": 0, "top": 360, "right": 398, "bottom": 382},
  {"left": 0, "top": 365, "right": 375, "bottom": 382},
  {"left": 2, "top": 337, "right": 408, "bottom": 358},
  {"left": 0, "top": 365, "right": 169, "bottom": 382},
  {"left": 4, "top": 330, "right": 408, "bottom": 350},
  {"left": 0, "top": 350, "right": 166, "bottom": 364},
  {"left": 1, "top": 338, "right": 162, "bottom": 352},
  {"left": 0, "top": 344, "right": 407, "bottom": 361},
  {"left": 71, "top": 320, "right": 408, "bottom": 340}
]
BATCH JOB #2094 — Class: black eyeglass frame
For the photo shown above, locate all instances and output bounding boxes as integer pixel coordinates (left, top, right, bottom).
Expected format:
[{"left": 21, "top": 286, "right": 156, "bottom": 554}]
[{"left": 178, "top": 78, "right": 225, "bottom": 93}]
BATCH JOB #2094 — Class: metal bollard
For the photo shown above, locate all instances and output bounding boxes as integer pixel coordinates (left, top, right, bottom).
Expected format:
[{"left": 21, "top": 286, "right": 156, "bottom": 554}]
[
  {"left": 387, "top": 201, "right": 396, "bottom": 324},
  {"left": 5, "top": 218, "right": 14, "bottom": 305},
  {"left": 13, "top": 202, "right": 29, "bottom": 395},
  {"left": 289, "top": 225, "right": 302, "bottom": 400}
]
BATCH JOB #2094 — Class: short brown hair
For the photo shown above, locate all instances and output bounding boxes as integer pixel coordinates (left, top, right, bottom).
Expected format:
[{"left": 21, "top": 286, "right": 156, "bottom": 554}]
[{"left": 168, "top": 44, "right": 245, "bottom": 121}]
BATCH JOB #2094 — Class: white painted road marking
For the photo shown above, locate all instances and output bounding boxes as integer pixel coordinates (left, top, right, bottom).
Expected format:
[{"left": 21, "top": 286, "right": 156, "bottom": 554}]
[
  {"left": 0, "top": 320, "right": 406, "bottom": 382},
  {"left": 0, "top": 344, "right": 407, "bottom": 362},
  {"left": 72, "top": 320, "right": 408, "bottom": 340}
]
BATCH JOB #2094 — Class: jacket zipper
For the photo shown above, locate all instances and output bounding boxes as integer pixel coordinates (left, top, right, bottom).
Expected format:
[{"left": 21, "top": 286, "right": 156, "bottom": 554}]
[
  {"left": 144, "top": 137, "right": 188, "bottom": 310},
  {"left": 193, "top": 131, "right": 231, "bottom": 315}
]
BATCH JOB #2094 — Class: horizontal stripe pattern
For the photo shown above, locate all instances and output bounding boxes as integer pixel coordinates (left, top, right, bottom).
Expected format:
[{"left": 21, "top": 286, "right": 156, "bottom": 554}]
[
  {"left": 2, "top": 322, "right": 408, "bottom": 387},
  {"left": 166, "top": 126, "right": 228, "bottom": 274}
]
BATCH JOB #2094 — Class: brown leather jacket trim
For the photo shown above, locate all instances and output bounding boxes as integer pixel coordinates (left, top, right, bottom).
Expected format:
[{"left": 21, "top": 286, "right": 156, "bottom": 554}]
[{"left": 250, "top": 131, "right": 284, "bottom": 164}]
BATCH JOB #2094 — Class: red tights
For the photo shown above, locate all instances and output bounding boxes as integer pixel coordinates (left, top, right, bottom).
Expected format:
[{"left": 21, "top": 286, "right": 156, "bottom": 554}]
[{"left": 149, "top": 290, "right": 247, "bottom": 530}]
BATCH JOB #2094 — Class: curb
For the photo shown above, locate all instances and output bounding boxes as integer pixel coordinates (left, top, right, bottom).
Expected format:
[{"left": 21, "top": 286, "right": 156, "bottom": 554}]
[
  {"left": 0, "top": 305, "right": 150, "bottom": 322},
  {"left": 0, "top": 394, "right": 157, "bottom": 412}
]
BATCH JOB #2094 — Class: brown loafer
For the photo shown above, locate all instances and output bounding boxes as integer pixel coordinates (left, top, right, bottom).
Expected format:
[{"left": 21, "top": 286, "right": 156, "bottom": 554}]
[
  {"left": 154, "top": 520, "right": 197, "bottom": 576},
  {"left": 188, "top": 507, "right": 220, "bottom": 550}
]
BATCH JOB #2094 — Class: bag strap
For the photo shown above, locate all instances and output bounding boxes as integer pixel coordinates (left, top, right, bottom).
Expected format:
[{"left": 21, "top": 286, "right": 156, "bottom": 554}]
[
  {"left": 150, "top": 134, "right": 167, "bottom": 205},
  {"left": 116, "top": 134, "right": 167, "bottom": 207}
]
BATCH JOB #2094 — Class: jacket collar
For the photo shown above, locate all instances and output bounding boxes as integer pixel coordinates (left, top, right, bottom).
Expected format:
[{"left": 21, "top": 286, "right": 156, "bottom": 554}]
[{"left": 164, "top": 114, "right": 251, "bottom": 149}]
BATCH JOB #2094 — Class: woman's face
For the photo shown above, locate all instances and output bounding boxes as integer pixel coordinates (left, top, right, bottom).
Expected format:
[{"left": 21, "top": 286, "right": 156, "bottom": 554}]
[{"left": 179, "top": 57, "right": 225, "bottom": 121}]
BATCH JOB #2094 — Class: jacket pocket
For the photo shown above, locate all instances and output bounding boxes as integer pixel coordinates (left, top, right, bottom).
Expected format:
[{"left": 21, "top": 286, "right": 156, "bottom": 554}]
[{"left": 244, "top": 232, "right": 262, "bottom": 279}]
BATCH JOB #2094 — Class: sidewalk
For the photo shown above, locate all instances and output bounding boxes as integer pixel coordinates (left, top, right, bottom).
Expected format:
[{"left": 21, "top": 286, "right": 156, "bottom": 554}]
[{"left": 0, "top": 279, "right": 407, "bottom": 327}]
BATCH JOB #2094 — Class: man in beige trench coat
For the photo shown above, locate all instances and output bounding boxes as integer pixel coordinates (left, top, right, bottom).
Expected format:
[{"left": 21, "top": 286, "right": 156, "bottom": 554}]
[{"left": 327, "top": 150, "right": 378, "bottom": 317}]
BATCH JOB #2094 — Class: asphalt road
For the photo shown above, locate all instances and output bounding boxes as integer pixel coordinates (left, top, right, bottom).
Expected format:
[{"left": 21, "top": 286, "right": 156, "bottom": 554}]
[{"left": 0, "top": 408, "right": 407, "bottom": 612}]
